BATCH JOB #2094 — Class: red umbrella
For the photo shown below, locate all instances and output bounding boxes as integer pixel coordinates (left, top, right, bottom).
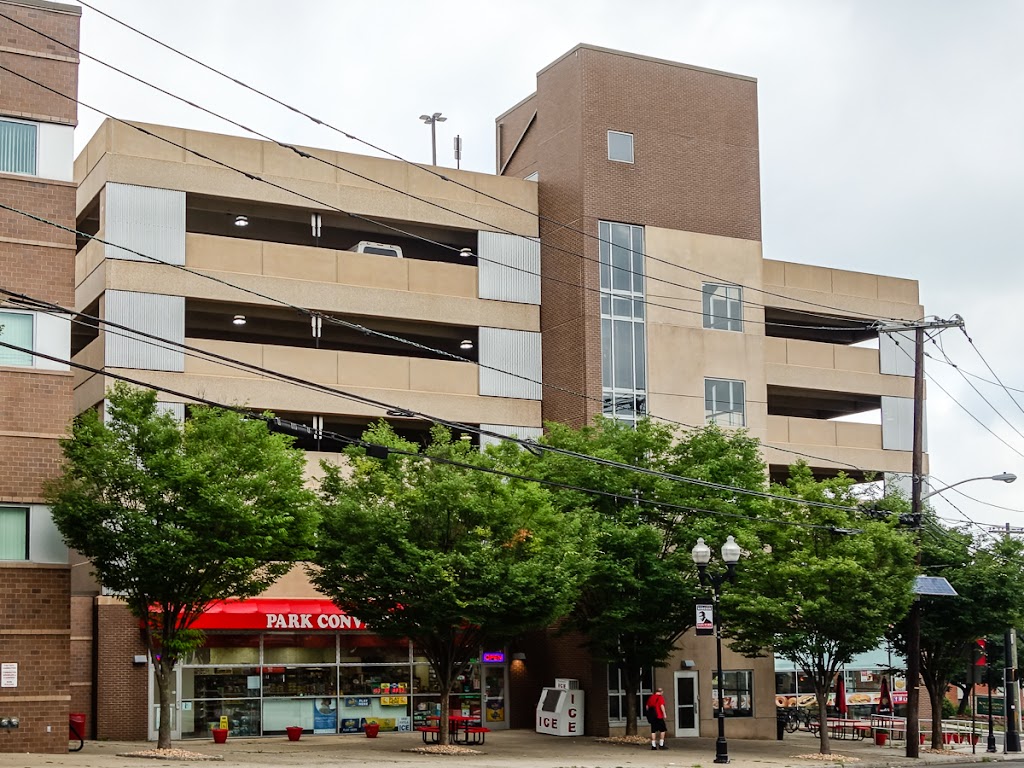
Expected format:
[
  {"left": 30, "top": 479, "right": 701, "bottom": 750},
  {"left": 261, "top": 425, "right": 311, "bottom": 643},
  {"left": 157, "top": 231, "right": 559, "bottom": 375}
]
[
  {"left": 879, "top": 675, "right": 891, "bottom": 713},
  {"left": 835, "top": 674, "right": 848, "bottom": 717}
]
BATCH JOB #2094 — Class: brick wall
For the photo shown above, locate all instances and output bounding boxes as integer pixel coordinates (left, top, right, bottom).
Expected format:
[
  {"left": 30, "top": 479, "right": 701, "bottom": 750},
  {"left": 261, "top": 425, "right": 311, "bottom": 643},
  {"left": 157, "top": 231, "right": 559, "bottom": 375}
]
[
  {"left": 0, "top": 1, "right": 79, "bottom": 125},
  {"left": 508, "top": 626, "right": 609, "bottom": 735},
  {"left": 95, "top": 601, "right": 148, "bottom": 740},
  {"left": 0, "top": 565, "right": 70, "bottom": 752},
  {"left": 499, "top": 45, "right": 762, "bottom": 429},
  {"left": 0, "top": 434, "right": 65, "bottom": 503},
  {"left": 69, "top": 596, "right": 93, "bottom": 737},
  {"left": 0, "top": 0, "right": 81, "bottom": 753},
  {"left": 0, "top": 177, "right": 76, "bottom": 244}
]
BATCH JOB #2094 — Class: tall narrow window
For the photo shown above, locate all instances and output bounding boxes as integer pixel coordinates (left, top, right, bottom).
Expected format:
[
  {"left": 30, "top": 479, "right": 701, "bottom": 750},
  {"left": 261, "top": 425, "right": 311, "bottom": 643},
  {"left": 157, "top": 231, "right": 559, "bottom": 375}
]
[
  {"left": 0, "top": 310, "right": 33, "bottom": 366},
  {"left": 0, "top": 119, "right": 37, "bottom": 175},
  {"left": 607, "top": 131, "right": 634, "bottom": 163},
  {"left": 599, "top": 221, "right": 646, "bottom": 425},
  {"left": 702, "top": 283, "right": 743, "bottom": 332},
  {"left": 705, "top": 378, "right": 746, "bottom": 426},
  {"left": 0, "top": 506, "right": 28, "bottom": 560},
  {"left": 607, "top": 664, "right": 653, "bottom": 725}
]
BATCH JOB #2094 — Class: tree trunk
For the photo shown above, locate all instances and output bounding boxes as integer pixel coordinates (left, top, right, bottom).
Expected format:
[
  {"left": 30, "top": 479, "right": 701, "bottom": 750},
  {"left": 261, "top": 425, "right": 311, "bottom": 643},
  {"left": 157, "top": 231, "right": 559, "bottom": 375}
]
[
  {"left": 622, "top": 667, "right": 641, "bottom": 736},
  {"left": 156, "top": 659, "right": 173, "bottom": 749},
  {"left": 930, "top": 683, "right": 945, "bottom": 750},
  {"left": 816, "top": 685, "right": 831, "bottom": 755},
  {"left": 957, "top": 683, "right": 973, "bottom": 715}
]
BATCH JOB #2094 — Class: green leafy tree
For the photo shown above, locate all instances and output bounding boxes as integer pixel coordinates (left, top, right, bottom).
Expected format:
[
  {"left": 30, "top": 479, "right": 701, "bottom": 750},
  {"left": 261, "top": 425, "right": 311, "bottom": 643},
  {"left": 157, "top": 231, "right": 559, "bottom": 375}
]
[
  {"left": 724, "top": 465, "right": 917, "bottom": 754},
  {"left": 310, "top": 423, "right": 585, "bottom": 745},
  {"left": 520, "top": 418, "right": 768, "bottom": 735},
  {"left": 888, "top": 519, "right": 1024, "bottom": 747},
  {"left": 45, "top": 383, "right": 318, "bottom": 748}
]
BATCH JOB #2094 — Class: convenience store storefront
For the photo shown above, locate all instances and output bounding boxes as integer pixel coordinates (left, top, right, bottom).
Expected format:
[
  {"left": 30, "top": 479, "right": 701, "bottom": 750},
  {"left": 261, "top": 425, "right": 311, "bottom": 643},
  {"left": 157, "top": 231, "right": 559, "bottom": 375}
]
[{"left": 151, "top": 599, "right": 510, "bottom": 740}]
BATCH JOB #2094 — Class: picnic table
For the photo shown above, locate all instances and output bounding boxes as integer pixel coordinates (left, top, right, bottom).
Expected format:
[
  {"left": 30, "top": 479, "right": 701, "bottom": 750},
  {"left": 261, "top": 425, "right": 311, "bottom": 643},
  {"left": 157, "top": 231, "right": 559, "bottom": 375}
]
[
  {"left": 809, "top": 717, "right": 873, "bottom": 740},
  {"left": 417, "top": 714, "right": 491, "bottom": 744}
]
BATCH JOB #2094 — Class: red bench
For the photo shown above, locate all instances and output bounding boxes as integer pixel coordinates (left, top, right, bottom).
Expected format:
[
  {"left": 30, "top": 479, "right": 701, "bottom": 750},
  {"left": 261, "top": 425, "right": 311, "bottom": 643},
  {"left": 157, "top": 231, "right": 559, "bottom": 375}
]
[
  {"left": 416, "top": 725, "right": 440, "bottom": 743},
  {"left": 466, "top": 726, "right": 491, "bottom": 745}
]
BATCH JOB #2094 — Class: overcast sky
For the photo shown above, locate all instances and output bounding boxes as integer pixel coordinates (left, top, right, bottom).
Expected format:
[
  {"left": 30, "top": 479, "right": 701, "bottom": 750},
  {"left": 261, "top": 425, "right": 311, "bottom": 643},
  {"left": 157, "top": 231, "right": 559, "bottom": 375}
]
[{"left": 70, "top": 0, "right": 1024, "bottom": 530}]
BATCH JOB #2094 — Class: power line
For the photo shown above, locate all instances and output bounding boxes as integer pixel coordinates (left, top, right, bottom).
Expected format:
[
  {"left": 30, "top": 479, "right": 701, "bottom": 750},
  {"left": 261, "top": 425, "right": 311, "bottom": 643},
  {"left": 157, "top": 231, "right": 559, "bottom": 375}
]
[
  {"left": 891, "top": 333, "right": 1024, "bottom": 461},
  {"left": 0, "top": 55, "right": 878, "bottom": 344},
  {"left": 70, "top": 0, "right": 906, "bottom": 326},
  {"left": 0, "top": 333, "right": 861, "bottom": 532},
  {"left": 0, "top": 282, "right": 868, "bottom": 513},
  {"left": 0, "top": 198, "right": 870, "bottom": 474}
]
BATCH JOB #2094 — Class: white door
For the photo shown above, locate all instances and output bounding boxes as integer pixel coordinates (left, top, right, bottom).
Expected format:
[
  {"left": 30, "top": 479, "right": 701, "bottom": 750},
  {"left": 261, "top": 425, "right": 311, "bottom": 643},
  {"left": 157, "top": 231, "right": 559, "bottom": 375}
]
[
  {"left": 149, "top": 664, "right": 182, "bottom": 741},
  {"left": 674, "top": 671, "right": 700, "bottom": 737}
]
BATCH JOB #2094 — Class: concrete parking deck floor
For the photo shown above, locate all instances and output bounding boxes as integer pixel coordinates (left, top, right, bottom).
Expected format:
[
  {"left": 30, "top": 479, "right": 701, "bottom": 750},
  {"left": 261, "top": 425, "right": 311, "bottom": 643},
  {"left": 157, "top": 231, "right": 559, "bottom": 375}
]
[{"left": 7, "top": 729, "right": 1011, "bottom": 768}]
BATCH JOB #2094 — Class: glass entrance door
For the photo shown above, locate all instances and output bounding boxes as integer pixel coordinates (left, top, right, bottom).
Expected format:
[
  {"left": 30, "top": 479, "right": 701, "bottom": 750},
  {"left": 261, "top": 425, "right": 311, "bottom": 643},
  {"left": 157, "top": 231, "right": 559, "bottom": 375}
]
[
  {"left": 674, "top": 671, "right": 700, "bottom": 737},
  {"left": 483, "top": 665, "right": 508, "bottom": 729}
]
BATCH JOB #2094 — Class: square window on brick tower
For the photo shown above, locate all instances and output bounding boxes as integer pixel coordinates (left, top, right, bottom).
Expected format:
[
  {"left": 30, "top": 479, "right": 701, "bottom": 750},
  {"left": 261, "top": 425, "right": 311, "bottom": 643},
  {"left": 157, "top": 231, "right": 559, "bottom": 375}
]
[{"left": 607, "top": 130, "right": 634, "bottom": 163}]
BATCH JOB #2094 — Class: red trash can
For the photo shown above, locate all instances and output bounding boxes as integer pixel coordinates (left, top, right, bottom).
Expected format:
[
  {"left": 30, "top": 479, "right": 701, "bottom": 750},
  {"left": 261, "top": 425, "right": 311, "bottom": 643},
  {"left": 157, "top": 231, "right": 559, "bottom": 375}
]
[
  {"left": 69, "top": 713, "right": 86, "bottom": 740},
  {"left": 364, "top": 722, "right": 380, "bottom": 738}
]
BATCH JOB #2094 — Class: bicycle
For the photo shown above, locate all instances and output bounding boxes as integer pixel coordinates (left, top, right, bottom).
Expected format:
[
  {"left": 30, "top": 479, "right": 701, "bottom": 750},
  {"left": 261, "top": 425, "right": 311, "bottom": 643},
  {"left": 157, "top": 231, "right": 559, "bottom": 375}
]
[{"left": 779, "top": 706, "right": 815, "bottom": 733}]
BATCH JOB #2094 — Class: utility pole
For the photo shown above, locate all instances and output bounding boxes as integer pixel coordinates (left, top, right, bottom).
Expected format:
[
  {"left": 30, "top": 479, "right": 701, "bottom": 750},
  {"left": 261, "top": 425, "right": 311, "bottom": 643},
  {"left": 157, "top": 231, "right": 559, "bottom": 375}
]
[{"left": 880, "top": 315, "right": 963, "bottom": 759}]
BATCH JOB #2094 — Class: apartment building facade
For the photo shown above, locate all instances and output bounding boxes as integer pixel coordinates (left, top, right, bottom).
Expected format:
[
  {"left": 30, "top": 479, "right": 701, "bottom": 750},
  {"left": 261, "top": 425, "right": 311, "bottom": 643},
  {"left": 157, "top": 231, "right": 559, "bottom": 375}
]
[
  {"left": 64, "top": 45, "right": 924, "bottom": 743},
  {"left": 495, "top": 44, "right": 923, "bottom": 739},
  {"left": 0, "top": 0, "right": 80, "bottom": 753}
]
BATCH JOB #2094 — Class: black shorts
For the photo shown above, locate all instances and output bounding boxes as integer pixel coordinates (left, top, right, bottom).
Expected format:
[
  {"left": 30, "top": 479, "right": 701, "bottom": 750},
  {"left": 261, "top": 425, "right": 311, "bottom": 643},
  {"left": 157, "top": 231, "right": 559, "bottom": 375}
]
[{"left": 649, "top": 717, "right": 667, "bottom": 732}]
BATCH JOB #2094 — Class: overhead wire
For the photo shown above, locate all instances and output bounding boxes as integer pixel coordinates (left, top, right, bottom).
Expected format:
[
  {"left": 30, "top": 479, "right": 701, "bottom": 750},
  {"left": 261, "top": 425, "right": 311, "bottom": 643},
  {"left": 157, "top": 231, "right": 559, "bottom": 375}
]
[
  {"left": 890, "top": 333, "right": 1024, "bottom": 462},
  {"left": 0, "top": 285, "right": 868, "bottom": 512},
  {"left": 0, "top": 333, "right": 861, "bottom": 532},
  {"left": 0, "top": 198, "right": 865, "bottom": 475},
  {"left": 70, "top": 0, "right": 905, "bottom": 325},
  {"left": 0, "top": 24, "right": 906, "bottom": 477}
]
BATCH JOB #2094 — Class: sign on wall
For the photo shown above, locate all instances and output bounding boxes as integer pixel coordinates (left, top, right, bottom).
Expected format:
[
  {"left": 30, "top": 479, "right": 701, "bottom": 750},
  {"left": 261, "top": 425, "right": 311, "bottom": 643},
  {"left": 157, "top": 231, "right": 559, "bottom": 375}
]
[{"left": 0, "top": 663, "right": 17, "bottom": 688}]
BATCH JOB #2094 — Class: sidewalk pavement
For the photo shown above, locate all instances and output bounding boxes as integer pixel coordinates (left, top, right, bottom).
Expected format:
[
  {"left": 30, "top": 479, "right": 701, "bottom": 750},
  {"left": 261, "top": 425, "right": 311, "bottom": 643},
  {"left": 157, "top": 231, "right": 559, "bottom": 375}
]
[{"left": 12, "top": 729, "right": 1013, "bottom": 768}]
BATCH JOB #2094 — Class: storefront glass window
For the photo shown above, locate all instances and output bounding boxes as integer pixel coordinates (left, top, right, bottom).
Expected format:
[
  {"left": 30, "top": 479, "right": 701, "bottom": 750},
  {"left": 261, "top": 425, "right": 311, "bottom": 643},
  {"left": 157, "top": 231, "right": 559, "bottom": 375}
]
[
  {"left": 712, "top": 670, "right": 753, "bottom": 718},
  {"left": 183, "top": 634, "right": 259, "bottom": 665},
  {"left": 264, "top": 633, "right": 337, "bottom": 664}
]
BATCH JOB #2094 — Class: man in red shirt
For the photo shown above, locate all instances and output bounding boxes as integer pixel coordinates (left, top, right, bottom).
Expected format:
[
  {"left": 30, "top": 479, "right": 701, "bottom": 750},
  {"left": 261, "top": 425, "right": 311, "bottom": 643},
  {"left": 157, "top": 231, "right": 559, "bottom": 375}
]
[{"left": 646, "top": 687, "right": 668, "bottom": 750}]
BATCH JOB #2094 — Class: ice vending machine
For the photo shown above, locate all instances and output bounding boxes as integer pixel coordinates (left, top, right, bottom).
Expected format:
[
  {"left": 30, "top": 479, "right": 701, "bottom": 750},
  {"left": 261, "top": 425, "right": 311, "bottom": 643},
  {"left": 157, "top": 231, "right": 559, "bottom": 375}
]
[{"left": 535, "top": 685, "right": 585, "bottom": 736}]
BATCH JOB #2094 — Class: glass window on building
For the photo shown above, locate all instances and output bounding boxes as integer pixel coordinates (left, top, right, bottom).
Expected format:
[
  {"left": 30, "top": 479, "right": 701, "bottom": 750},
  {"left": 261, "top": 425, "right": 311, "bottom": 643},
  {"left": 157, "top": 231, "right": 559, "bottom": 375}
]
[
  {"left": 0, "top": 119, "right": 37, "bottom": 175},
  {"left": 712, "top": 670, "right": 753, "bottom": 717},
  {"left": 0, "top": 311, "right": 33, "bottom": 366},
  {"left": 607, "top": 130, "right": 634, "bottom": 163},
  {"left": 702, "top": 283, "right": 743, "bottom": 332},
  {"left": 705, "top": 378, "right": 746, "bottom": 427},
  {"left": 599, "top": 221, "right": 646, "bottom": 425},
  {"left": 607, "top": 663, "right": 653, "bottom": 724},
  {"left": 0, "top": 506, "right": 28, "bottom": 560}
]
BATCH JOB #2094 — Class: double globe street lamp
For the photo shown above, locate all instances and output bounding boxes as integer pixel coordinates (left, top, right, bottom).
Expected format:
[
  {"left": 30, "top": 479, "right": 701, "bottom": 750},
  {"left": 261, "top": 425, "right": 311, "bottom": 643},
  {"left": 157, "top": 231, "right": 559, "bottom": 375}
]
[{"left": 692, "top": 535, "right": 743, "bottom": 764}]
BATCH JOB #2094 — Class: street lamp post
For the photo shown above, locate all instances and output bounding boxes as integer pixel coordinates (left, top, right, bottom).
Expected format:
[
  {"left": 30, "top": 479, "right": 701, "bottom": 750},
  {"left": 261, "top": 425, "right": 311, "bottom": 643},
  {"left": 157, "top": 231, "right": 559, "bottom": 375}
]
[
  {"left": 692, "top": 535, "right": 742, "bottom": 765},
  {"left": 419, "top": 112, "right": 447, "bottom": 166},
  {"left": 906, "top": 472, "right": 1015, "bottom": 757},
  {"left": 920, "top": 473, "right": 1016, "bottom": 502},
  {"left": 987, "top": 644, "right": 998, "bottom": 753}
]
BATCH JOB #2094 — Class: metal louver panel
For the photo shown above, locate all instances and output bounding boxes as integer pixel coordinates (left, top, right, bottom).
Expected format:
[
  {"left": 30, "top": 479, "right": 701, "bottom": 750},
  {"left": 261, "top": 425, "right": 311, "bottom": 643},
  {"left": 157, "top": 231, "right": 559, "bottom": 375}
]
[
  {"left": 478, "top": 231, "right": 541, "bottom": 304},
  {"left": 479, "top": 424, "right": 543, "bottom": 450},
  {"left": 104, "top": 183, "right": 185, "bottom": 265},
  {"left": 878, "top": 329, "right": 915, "bottom": 376},
  {"left": 478, "top": 328, "right": 542, "bottom": 400},
  {"left": 104, "top": 290, "right": 184, "bottom": 371}
]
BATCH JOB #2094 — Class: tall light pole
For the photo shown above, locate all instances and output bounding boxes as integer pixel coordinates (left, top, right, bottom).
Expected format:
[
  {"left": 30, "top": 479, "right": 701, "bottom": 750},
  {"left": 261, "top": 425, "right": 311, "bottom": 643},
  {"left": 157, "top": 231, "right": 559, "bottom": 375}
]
[
  {"left": 692, "top": 535, "right": 742, "bottom": 764},
  {"left": 920, "top": 473, "right": 1016, "bottom": 501},
  {"left": 419, "top": 112, "right": 446, "bottom": 166}
]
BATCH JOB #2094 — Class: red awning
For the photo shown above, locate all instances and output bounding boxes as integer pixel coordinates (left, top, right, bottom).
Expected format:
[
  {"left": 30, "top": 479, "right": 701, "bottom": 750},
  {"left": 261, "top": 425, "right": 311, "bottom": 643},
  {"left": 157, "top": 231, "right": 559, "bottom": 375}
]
[{"left": 189, "top": 599, "right": 366, "bottom": 631}]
